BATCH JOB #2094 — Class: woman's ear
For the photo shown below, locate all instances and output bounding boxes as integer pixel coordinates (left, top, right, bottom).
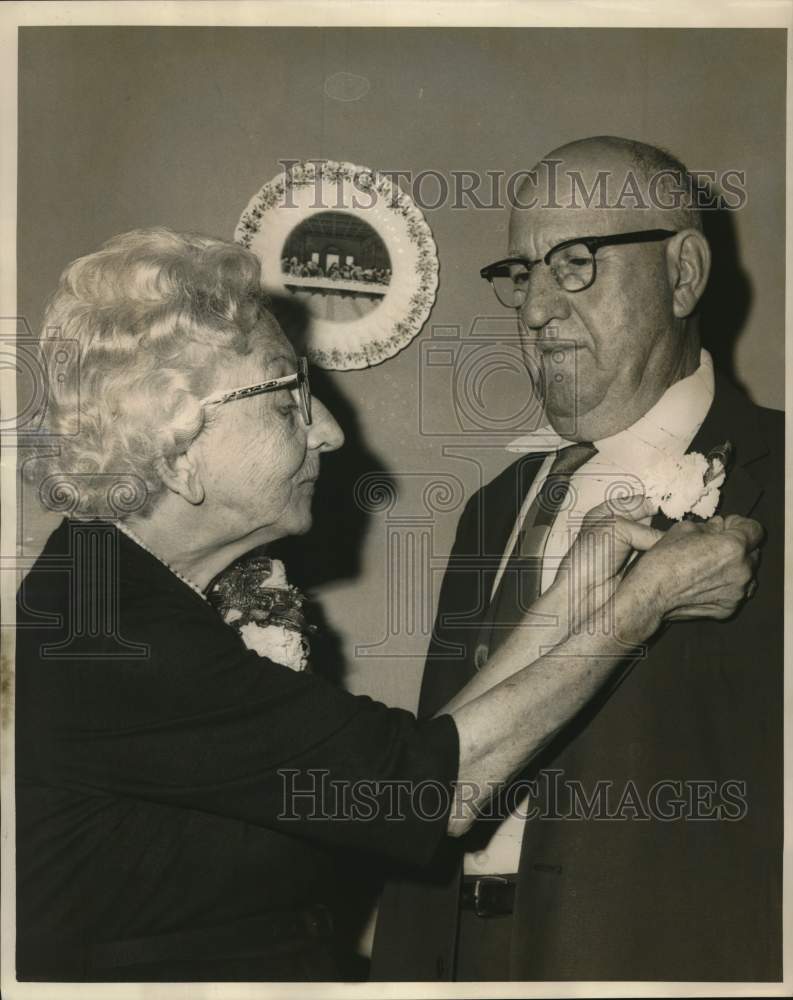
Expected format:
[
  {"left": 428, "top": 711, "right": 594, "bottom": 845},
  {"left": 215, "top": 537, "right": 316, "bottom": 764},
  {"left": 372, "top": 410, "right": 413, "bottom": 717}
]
[
  {"left": 667, "top": 229, "right": 711, "bottom": 319},
  {"left": 155, "top": 449, "right": 205, "bottom": 506}
]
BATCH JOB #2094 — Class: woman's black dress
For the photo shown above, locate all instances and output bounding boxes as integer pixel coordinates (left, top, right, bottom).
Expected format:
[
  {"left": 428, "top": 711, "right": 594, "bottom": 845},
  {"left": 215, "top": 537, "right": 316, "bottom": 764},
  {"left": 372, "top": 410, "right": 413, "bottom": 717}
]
[{"left": 15, "top": 519, "right": 459, "bottom": 981}]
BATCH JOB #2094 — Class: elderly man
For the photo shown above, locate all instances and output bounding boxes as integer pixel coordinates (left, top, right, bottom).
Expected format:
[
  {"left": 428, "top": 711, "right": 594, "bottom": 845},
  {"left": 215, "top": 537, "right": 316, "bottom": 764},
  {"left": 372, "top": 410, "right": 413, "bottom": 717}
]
[{"left": 373, "top": 136, "right": 783, "bottom": 982}]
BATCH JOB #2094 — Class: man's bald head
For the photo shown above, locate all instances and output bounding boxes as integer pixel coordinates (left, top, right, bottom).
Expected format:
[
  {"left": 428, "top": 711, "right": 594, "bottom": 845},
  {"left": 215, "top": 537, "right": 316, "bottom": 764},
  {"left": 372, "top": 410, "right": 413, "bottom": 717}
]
[
  {"left": 504, "top": 135, "right": 711, "bottom": 441},
  {"left": 514, "top": 135, "right": 703, "bottom": 235}
]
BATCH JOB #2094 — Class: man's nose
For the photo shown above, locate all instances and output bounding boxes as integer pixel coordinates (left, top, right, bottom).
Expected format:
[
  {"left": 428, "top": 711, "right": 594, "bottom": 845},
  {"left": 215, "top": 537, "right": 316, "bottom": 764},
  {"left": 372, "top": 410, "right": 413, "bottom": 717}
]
[
  {"left": 519, "top": 264, "right": 571, "bottom": 330},
  {"left": 307, "top": 398, "right": 345, "bottom": 453}
]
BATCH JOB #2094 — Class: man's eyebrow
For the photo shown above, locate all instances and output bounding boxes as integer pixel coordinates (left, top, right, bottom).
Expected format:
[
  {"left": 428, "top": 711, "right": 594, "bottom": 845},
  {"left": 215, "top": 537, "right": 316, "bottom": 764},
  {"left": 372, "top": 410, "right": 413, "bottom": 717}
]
[
  {"left": 509, "top": 234, "right": 590, "bottom": 258},
  {"left": 505, "top": 250, "right": 542, "bottom": 263}
]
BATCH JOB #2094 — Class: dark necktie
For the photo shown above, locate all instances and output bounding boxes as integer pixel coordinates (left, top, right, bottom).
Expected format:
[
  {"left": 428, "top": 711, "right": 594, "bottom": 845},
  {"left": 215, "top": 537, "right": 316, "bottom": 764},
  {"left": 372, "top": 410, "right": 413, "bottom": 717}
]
[{"left": 480, "top": 442, "right": 597, "bottom": 663}]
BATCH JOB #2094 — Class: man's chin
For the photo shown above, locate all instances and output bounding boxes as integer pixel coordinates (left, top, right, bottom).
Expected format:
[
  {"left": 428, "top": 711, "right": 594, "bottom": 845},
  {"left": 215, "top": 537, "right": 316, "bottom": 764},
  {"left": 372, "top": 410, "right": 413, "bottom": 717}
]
[
  {"left": 543, "top": 391, "right": 602, "bottom": 441},
  {"left": 543, "top": 394, "right": 579, "bottom": 428}
]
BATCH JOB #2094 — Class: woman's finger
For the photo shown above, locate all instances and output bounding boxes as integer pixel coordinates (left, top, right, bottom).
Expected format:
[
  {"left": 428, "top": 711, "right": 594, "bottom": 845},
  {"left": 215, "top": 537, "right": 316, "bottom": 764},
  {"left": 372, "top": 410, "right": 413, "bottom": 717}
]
[
  {"left": 582, "top": 494, "right": 657, "bottom": 527},
  {"left": 616, "top": 517, "right": 664, "bottom": 552},
  {"left": 605, "top": 494, "right": 659, "bottom": 521},
  {"left": 724, "top": 516, "right": 765, "bottom": 551}
]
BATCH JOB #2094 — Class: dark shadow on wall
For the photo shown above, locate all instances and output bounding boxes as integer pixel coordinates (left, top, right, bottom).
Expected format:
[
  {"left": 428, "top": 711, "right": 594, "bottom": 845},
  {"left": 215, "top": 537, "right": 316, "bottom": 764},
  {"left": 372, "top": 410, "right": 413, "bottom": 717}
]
[
  {"left": 266, "top": 293, "right": 396, "bottom": 689},
  {"left": 698, "top": 202, "right": 753, "bottom": 398},
  {"left": 265, "top": 294, "right": 390, "bottom": 977}
]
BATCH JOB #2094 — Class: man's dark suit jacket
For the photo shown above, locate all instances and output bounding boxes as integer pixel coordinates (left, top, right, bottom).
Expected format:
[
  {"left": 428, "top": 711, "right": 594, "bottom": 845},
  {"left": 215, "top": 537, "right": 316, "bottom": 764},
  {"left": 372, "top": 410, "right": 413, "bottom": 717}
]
[{"left": 373, "top": 374, "right": 783, "bottom": 982}]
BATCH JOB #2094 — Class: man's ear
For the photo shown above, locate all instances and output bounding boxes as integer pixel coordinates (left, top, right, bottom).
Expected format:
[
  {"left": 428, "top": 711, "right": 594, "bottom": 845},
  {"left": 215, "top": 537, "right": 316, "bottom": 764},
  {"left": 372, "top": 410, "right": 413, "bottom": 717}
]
[
  {"left": 667, "top": 229, "right": 711, "bottom": 319},
  {"left": 155, "top": 448, "right": 205, "bottom": 506}
]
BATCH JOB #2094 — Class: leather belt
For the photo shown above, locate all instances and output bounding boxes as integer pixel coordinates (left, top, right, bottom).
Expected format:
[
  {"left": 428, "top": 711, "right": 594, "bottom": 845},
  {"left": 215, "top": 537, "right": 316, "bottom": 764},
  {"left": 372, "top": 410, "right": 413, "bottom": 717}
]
[{"left": 460, "top": 875, "right": 517, "bottom": 918}]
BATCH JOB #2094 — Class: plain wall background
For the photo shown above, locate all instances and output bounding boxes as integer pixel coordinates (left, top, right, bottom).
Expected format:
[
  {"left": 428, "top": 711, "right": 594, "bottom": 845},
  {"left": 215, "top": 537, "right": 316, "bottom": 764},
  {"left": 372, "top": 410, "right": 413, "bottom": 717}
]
[{"left": 18, "top": 27, "right": 786, "bottom": 710}]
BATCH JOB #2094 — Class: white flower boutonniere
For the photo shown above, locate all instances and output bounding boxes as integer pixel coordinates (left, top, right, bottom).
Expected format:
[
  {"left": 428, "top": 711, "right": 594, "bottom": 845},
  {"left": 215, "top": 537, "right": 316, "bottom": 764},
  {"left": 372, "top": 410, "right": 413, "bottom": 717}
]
[
  {"left": 641, "top": 441, "right": 733, "bottom": 521},
  {"left": 208, "top": 556, "right": 314, "bottom": 671}
]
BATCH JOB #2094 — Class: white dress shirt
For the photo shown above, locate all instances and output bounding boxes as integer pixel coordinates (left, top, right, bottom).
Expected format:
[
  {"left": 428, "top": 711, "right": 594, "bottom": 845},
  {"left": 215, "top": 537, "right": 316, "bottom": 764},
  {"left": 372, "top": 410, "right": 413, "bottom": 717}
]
[{"left": 463, "top": 349, "right": 715, "bottom": 876}]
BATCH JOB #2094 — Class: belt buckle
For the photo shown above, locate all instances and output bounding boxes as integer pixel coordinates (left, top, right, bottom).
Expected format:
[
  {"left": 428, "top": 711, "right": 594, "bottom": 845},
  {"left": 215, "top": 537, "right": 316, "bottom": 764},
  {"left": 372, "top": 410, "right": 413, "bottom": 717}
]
[{"left": 473, "top": 875, "right": 509, "bottom": 918}]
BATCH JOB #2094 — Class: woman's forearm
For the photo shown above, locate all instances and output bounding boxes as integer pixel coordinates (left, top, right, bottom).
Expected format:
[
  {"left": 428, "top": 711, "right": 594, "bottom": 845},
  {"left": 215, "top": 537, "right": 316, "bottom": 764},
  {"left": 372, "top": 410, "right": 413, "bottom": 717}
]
[
  {"left": 441, "top": 579, "right": 571, "bottom": 714},
  {"left": 444, "top": 587, "right": 656, "bottom": 836}
]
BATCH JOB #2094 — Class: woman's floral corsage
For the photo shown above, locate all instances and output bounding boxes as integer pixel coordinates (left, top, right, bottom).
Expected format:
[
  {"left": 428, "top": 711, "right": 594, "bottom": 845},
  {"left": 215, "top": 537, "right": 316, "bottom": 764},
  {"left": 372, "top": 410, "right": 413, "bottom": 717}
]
[
  {"left": 641, "top": 441, "right": 733, "bottom": 521},
  {"left": 209, "top": 556, "right": 314, "bottom": 671}
]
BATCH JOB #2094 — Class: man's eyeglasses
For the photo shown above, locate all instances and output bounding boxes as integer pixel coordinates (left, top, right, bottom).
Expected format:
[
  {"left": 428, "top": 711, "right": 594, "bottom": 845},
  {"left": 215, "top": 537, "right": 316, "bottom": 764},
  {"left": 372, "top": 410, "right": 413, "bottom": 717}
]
[
  {"left": 200, "top": 356, "right": 312, "bottom": 425},
  {"left": 480, "top": 229, "right": 678, "bottom": 309}
]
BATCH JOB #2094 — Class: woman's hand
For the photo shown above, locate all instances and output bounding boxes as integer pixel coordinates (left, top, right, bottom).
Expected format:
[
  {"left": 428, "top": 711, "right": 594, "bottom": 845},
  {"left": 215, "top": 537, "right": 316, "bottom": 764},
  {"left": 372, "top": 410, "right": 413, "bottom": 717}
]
[
  {"left": 616, "top": 513, "right": 764, "bottom": 641},
  {"left": 550, "top": 497, "right": 764, "bottom": 646},
  {"left": 445, "top": 495, "right": 659, "bottom": 714},
  {"left": 548, "top": 494, "right": 663, "bottom": 634}
]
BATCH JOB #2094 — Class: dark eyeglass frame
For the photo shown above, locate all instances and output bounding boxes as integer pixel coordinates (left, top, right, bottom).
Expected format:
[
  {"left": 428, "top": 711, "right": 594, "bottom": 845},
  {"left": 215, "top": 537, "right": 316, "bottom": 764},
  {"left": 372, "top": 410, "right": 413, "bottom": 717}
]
[
  {"left": 480, "top": 229, "right": 678, "bottom": 305},
  {"left": 200, "top": 356, "right": 312, "bottom": 425}
]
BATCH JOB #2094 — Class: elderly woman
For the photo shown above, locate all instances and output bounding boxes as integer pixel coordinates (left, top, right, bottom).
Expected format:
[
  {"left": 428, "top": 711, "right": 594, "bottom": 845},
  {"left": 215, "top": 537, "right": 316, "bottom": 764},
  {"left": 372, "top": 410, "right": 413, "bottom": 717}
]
[{"left": 15, "top": 229, "right": 761, "bottom": 982}]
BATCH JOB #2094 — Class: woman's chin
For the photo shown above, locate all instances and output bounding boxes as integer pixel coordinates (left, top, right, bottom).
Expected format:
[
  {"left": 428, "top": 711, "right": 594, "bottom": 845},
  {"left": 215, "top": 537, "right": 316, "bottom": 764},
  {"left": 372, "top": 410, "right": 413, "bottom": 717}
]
[
  {"left": 277, "top": 505, "right": 314, "bottom": 539},
  {"left": 236, "top": 511, "right": 313, "bottom": 549},
  {"left": 290, "top": 515, "right": 313, "bottom": 536}
]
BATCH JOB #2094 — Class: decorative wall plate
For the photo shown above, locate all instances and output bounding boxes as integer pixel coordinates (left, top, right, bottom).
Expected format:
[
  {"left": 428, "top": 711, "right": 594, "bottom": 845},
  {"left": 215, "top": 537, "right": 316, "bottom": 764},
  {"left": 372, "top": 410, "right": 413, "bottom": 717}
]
[{"left": 235, "top": 160, "right": 439, "bottom": 370}]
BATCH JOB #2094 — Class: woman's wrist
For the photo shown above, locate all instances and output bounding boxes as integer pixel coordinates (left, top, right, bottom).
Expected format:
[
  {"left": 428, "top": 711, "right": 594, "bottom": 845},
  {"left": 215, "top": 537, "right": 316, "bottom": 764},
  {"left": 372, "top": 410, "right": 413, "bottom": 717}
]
[{"left": 612, "top": 582, "right": 663, "bottom": 648}]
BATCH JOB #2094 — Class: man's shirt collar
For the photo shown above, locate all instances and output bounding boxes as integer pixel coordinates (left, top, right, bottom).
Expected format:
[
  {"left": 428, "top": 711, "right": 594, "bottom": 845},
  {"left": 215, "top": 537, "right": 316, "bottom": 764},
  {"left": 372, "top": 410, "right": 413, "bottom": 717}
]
[{"left": 507, "top": 349, "right": 715, "bottom": 470}]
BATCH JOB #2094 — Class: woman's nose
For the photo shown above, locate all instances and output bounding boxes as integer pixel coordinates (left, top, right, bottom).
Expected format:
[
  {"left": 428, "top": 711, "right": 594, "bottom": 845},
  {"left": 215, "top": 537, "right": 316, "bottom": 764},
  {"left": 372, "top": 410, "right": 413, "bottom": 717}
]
[
  {"left": 519, "top": 265, "right": 571, "bottom": 330},
  {"left": 307, "top": 398, "right": 345, "bottom": 452}
]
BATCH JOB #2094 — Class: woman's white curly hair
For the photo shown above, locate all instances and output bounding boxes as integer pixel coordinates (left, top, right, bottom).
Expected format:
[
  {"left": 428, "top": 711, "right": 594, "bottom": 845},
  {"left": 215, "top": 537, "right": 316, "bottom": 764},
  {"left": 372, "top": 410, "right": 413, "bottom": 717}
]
[{"left": 33, "top": 227, "right": 273, "bottom": 518}]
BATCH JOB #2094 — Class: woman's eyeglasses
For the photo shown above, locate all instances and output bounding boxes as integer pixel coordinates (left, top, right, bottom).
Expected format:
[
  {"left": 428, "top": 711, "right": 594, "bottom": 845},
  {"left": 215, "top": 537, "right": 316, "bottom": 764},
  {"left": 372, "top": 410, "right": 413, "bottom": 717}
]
[{"left": 200, "top": 356, "right": 312, "bottom": 425}]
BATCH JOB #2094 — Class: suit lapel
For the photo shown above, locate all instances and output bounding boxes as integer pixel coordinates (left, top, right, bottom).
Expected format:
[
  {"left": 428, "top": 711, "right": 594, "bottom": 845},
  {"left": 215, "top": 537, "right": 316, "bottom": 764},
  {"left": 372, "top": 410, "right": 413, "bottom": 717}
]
[
  {"left": 470, "top": 453, "right": 550, "bottom": 670},
  {"left": 651, "top": 373, "right": 767, "bottom": 532},
  {"left": 418, "top": 452, "right": 548, "bottom": 717}
]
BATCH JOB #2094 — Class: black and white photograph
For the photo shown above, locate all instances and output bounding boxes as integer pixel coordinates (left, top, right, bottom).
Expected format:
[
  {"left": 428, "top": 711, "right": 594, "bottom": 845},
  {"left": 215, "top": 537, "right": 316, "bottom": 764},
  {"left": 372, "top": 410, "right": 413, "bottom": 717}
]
[{"left": 1, "top": 3, "right": 789, "bottom": 997}]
